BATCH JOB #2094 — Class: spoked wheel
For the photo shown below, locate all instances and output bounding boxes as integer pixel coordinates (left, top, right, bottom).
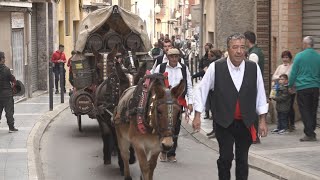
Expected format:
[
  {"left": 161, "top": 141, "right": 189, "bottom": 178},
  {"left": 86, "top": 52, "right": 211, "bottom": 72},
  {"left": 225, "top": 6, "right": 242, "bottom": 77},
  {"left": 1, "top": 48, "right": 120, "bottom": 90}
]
[{"left": 77, "top": 115, "right": 82, "bottom": 132}]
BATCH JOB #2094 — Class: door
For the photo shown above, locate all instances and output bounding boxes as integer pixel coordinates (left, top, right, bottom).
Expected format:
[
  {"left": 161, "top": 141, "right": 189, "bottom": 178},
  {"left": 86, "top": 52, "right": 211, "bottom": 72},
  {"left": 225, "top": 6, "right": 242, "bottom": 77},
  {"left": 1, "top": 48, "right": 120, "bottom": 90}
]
[{"left": 11, "top": 29, "right": 24, "bottom": 85}]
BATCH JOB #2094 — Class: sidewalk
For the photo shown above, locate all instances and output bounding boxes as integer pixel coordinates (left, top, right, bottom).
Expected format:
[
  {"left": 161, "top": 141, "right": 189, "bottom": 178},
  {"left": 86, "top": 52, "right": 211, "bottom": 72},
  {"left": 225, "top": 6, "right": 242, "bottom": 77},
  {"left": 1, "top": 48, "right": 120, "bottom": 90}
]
[{"left": 0, "top": 92, "right": 69, "bottom": 180}]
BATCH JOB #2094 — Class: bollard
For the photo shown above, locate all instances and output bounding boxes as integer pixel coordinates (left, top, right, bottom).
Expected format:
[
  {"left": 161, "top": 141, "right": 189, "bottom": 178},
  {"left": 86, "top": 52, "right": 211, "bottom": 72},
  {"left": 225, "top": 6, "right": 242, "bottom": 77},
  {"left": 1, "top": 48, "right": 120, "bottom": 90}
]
[
  {"left": 59, "top": 62, "right": 64, "bottom": 103},
  {"left": 49, "top": 62, "right": 53, "bottom": 111}
]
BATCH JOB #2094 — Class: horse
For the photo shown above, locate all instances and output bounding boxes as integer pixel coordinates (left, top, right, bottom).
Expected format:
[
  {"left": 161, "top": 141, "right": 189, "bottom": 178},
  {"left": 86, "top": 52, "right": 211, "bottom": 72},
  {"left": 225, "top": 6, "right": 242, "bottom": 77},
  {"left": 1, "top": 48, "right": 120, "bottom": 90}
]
[
  {"left": 94, "top": 44, "right": 146, "bottom": 166},
  {"left": 114, "top": 73, "right": 185, "bottom": 180}
]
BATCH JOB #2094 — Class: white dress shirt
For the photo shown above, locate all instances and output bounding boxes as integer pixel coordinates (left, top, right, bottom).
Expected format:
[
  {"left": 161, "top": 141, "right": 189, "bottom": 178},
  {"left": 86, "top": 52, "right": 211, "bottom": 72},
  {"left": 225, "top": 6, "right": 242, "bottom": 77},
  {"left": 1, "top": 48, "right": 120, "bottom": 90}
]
[
  {"left": 194, "top": 57, "right": 268, "bottom": 115},
  {"left": 153, "top": 62, "right": 193, "bottom": 104},
  {"left": 151, "top": 54, "right": 185, "bottom": 73},
  {"left": 249, "top": 53, "right": 259, "bottom": 63}
]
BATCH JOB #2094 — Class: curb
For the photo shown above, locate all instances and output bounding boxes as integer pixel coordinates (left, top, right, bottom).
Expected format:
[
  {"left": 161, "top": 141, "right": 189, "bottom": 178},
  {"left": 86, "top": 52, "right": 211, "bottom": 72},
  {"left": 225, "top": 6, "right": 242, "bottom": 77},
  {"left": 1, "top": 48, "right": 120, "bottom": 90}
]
[
  {"left": 180, "top": 120, "right": 320, "bottom": 180},
  {"left": 27, "top": 103, "right": 69, "bottom": 180}
]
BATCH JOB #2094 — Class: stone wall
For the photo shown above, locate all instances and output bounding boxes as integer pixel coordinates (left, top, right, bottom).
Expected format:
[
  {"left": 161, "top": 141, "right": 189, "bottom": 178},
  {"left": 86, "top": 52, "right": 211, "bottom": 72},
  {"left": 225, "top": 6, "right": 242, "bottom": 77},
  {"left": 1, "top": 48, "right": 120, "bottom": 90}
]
[
  {"left": 215, "top": 0, "right": 255, "bottom": 50},
  {"left": 37, "top": 3, "right": 49, "bottom": 90}
]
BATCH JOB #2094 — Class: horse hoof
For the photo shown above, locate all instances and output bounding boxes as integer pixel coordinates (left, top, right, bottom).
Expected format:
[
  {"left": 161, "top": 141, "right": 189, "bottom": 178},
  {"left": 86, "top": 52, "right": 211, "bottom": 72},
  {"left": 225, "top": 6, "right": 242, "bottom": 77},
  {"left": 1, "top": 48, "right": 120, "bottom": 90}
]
[
  {"left": 104, "top": 160, "right": 111, "bottom": 165},
  {"left": 124, "top": 176, "right": 132, "bottom": 180}
]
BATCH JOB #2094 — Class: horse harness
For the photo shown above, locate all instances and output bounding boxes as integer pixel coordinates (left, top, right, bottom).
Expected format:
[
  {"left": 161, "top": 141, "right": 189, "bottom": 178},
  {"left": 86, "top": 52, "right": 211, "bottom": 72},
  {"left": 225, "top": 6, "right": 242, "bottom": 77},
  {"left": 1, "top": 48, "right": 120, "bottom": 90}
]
[{"left": 129, "top": 73, "right": 179, "bottom": 137}]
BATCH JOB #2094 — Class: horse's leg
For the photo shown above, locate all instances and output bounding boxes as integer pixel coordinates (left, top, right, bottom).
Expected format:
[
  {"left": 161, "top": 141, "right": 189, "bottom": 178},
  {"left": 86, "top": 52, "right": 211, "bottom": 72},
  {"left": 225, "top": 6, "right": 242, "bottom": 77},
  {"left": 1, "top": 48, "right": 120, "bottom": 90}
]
[
  {"left": 148, "top": 151, "right": 160, "bottom": 180},
  {"left": 97, "top": 115, "right": 113, "bottom": 165},
  {"left": 116, "top": 127, "right": 132, "bottom": 180},
  {"left": 132, "top": 144, "right": 150, "bottom": 180}
]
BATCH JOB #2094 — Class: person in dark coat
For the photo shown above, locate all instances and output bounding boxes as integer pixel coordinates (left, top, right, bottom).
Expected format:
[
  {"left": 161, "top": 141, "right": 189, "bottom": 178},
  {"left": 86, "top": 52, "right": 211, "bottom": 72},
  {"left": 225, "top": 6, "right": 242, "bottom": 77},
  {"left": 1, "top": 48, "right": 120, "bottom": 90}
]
[{"left": 0, "top": 51, "right": 18, "bottom": 133}]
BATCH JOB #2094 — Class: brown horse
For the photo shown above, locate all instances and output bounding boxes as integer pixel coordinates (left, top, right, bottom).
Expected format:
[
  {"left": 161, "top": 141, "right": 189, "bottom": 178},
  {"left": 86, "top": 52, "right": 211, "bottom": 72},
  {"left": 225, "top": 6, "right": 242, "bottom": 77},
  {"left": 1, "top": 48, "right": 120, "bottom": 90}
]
[
  {"left": 114, "top": 74, "right": 185, "bottom": 180},
  {"left": 94, "top": 45, "right": 146, "bottom": 166}
]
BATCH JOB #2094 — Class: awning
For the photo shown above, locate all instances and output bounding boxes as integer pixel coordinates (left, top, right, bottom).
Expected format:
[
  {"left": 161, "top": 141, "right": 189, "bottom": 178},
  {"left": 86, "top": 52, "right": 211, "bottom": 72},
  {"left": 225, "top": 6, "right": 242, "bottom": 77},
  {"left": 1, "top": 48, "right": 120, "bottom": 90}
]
[{"left": 0, "top": 1, "right": 32, "bottom": 8}]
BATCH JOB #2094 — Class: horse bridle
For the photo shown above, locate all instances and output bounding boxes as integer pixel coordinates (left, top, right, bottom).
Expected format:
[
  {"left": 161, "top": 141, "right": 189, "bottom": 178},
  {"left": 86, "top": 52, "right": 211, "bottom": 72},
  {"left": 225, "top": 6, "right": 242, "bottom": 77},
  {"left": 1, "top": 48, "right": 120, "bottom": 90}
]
[{"left": 154, "top": 89, "right": 180, "bottom": 138}]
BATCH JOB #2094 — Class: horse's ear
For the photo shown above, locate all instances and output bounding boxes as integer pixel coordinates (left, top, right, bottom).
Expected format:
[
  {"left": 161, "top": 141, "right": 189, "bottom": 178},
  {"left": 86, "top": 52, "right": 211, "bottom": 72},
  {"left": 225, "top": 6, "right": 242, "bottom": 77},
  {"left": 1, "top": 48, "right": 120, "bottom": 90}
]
[
  {"left": 153, "top": 80, "right": 165, "bottom": 98},
  {"left": 171, "top": 80, "right": 185, "bottom": 98},
  {"left": 107, "top": 44, "right": 118, "bottom": 60},
  {"left": 133, "top": 62, "right": 147, "bottom": 85}
]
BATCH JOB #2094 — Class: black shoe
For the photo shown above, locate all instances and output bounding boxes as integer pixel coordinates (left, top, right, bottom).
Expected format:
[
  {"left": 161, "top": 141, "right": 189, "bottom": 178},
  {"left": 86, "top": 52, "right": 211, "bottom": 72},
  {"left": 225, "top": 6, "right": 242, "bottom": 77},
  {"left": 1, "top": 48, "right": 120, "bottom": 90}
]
[
  {"left": 204, "top": 116, "right": 210, "bottom": 119},
  {"left": 208, "top": 133, "right": 216, "bottom": 139},
  {"left": 55, "top": 90, "right": 59, "bottom": 94},
  {"left": 64, "top": 89, "right": 67, "bottom": 93},
  {"left": 206, "top": 130, "right": 215, "bottom": 136},
  {"left": 9, "top": 127, "right": 18, "bottom": 133},
  {"left": 300, "top": 136, "right": 317, "bottom": 142}
]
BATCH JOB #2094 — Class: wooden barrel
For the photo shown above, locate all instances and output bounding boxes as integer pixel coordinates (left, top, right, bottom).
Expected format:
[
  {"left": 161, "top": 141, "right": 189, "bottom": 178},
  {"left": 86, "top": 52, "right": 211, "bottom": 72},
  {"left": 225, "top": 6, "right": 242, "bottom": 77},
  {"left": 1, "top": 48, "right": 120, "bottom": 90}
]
[
  {"left": 69, "top": 89, "right": 94, "bottom": 115},
  {"left": 125, "top": 32, "right": 142, "bottom": 50},
  {"left": 71, "top": 54, "right": 93, "bottom": 89},
  {"left": 86, "top": 33, "right": 104, "bottom": 51},
  {"left": 104, "top": 32, "right": 123, "bottom": 50}
]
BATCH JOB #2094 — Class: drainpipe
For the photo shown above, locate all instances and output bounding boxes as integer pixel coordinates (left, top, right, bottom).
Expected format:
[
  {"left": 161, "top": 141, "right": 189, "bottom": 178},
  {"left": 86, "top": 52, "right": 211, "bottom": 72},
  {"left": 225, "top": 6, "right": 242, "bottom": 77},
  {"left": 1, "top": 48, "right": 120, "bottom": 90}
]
[{"left": 199, "top": 0, "right": 204, "bottom": 58}]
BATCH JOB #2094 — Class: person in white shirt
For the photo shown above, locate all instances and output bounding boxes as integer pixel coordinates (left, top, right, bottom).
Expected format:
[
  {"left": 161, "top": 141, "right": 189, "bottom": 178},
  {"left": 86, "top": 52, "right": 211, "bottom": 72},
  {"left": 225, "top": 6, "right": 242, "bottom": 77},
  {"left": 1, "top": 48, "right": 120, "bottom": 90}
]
[
  {"left": 150, "top": 39, "right": 185, "bottom": 73},
  {"left": 192, "top": 33, "right": 268, "bottom": 180},
  {"left": 153, "top": 48, "right": 193, "bottom": 163}
]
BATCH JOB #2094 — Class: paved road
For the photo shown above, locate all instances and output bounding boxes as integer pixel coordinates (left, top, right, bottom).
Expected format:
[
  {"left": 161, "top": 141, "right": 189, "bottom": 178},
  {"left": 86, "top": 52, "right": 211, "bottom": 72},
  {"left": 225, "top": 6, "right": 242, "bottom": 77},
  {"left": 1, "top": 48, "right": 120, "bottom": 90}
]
[{"left": 40, "top": 108, "right": 277, "bottom": 180}]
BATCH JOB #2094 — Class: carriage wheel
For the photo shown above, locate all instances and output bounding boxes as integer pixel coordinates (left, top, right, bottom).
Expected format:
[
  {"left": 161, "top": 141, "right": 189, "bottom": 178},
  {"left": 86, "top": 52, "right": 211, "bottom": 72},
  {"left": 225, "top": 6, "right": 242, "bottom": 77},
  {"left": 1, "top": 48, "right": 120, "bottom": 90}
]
[{"left": 77, "top": 115, "right": 82, "bottom": 132}]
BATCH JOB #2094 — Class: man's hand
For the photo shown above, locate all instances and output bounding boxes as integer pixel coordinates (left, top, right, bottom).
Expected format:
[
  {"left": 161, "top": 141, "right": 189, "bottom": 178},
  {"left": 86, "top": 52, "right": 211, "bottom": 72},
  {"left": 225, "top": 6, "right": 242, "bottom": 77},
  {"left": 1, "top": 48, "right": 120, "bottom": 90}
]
[
  {"left": 259, "top": 114, "right": 268, "bottom": 137},
  {"left": 192, "top": 111, "right": 201, "bottom": 132}
]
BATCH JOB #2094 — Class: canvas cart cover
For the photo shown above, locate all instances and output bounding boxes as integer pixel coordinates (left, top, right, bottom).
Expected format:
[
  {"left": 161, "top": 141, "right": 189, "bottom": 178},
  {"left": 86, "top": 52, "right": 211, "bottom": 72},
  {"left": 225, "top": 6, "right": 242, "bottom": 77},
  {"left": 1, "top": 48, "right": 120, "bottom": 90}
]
[{"left": 75, "top": 5, "right": 152, "bottom": 52}]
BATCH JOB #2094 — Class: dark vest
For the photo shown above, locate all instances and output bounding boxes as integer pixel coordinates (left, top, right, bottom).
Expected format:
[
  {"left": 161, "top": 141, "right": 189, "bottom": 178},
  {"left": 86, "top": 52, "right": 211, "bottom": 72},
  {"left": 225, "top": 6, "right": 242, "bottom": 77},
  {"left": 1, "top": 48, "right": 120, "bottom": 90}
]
[
  {"left": 212, "top": 58, "right": 258, "bottom": 128},
  {"left": 159, "top": 62, "right": 187, "bottom": 98}
]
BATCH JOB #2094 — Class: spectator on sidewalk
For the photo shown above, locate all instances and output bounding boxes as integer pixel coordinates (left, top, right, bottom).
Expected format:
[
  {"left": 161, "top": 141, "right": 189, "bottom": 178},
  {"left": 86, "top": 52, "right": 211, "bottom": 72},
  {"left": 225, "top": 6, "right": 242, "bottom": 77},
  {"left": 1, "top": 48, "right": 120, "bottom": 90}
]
[
  {"left": 271, "top": 74, "right": 291, "bottom": 135},
  {"left": 67, "top": 50, "right": 76, "bottom": 87},
  {"left": 272, "top": 50, "right": 296, "bottom": 131},
  {"left": 0, "top": 51, "right": 18, "bottom": 133},
  {"left": 51, "top": 44, "right": 67, "bottom": 94},
  {"left": 289, "top": 36, "right": 320, "bottom": 142},
  {"left": 244, "top": 31, "right": 265, "bottom": 144},
  {"left": 153, "top": 48, "right": 193, "bottom": 163},
  {"left": 193, "top": 33, "right": 268, "bottom": 180}
]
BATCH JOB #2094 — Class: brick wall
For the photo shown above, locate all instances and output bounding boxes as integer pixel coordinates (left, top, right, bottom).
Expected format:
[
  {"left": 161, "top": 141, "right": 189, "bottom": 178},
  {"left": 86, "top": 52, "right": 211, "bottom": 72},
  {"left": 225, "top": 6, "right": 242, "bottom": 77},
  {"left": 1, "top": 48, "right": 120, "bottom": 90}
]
[{"left": 271, "top": 0, "right": 302, "bottom": 73}]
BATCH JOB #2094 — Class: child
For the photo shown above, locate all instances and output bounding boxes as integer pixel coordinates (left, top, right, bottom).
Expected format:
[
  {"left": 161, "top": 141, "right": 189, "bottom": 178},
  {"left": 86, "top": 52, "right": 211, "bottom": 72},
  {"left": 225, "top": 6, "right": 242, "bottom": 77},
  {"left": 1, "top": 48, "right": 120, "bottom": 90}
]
[{"left": 271, "top": 74, "right": 291, "bottom": 135}]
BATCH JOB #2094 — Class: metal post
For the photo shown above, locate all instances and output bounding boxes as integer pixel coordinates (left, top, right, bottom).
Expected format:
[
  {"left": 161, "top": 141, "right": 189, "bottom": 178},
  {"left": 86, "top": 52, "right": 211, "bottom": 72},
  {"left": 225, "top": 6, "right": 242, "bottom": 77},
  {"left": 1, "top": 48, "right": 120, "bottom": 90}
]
[
  {"left": 59, "top": 62, "right": 64, "bottom": 103},
  {"left": 49, "top": 62, "right": 53, "bottom": 111}
]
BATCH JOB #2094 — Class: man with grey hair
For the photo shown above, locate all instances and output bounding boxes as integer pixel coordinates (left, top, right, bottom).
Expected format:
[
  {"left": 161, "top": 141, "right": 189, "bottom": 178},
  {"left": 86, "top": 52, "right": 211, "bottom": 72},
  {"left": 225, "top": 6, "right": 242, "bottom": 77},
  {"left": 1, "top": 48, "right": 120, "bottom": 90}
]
[
  {"left": 289, "top": 36, "right": 320, "bottom": 142},
  {"left": 193, "top": 33, "right": 268, "bottom": 179}
]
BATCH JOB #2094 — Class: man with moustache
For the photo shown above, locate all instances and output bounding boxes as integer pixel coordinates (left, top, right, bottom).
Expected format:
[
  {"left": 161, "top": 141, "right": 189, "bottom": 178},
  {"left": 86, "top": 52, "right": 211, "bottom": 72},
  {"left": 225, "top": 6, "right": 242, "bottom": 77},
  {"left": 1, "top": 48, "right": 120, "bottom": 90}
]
[{"left": 193, "top": 33, "right": 268, "bottom": 180}]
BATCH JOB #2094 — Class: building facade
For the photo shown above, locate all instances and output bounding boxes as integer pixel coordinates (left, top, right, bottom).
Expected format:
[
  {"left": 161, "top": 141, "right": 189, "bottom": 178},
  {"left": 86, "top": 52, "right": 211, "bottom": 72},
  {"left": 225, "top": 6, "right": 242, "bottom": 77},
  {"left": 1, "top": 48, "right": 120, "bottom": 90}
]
[{"left": 0, "top": 0, "right": 55, "bottom": 97}]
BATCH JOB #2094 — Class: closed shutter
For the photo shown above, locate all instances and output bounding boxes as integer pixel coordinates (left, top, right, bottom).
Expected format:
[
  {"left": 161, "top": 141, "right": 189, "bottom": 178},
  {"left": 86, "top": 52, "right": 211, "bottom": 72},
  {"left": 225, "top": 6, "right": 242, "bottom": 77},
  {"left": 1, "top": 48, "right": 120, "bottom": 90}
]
[
  {"left": 303, "top": 0, "right": 320, "bottom": 126},
  {"left": 303, "top": 0, "right": 320, "bottom": 52},
  {"left": 31, "top": 4, "right": 38, "bottom": 92},
  {"left": 12, "top": 29, "right": 25, "bottom": 86}
]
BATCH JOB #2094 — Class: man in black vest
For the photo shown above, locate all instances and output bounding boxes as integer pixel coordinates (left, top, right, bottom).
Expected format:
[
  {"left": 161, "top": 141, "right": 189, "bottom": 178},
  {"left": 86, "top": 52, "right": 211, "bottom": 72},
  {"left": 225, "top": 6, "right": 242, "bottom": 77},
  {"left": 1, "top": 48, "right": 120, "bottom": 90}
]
[
  {"left": 153, "top": 48, "right": 193, "bottom": 163},
  {"left": 193, "top": 33, "right": 268, "bottom": 180}
]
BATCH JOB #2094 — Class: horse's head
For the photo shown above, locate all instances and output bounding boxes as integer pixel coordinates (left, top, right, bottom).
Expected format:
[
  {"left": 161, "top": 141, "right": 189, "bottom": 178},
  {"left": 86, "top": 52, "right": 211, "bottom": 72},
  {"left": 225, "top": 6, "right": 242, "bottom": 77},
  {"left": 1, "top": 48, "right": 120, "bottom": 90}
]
[{"left": 150, "top": 76, "right": 185, "bottom": 151}]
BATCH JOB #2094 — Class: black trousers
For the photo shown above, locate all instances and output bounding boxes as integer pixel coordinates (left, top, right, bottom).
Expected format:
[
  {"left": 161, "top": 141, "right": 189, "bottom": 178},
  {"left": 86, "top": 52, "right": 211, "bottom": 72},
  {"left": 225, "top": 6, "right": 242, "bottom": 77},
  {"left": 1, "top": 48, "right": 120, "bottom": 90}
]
[
  {"left": 297, "top": 88, "right": 319, "bottom": 138},
  {"left": 53, "top": 65, "right": 66, "bottom": 91},
  {"left": 0, "top": 97, "right": 15, "bottom": 128},
  {"left": 216, "top": 121, "right": 252, "bottom": 180},
  {"left": 288, "top": 93, "right": 296, "bottom": 127},
  {"left": 166, "top": 111, "right": 182, "bottom": 157}
]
